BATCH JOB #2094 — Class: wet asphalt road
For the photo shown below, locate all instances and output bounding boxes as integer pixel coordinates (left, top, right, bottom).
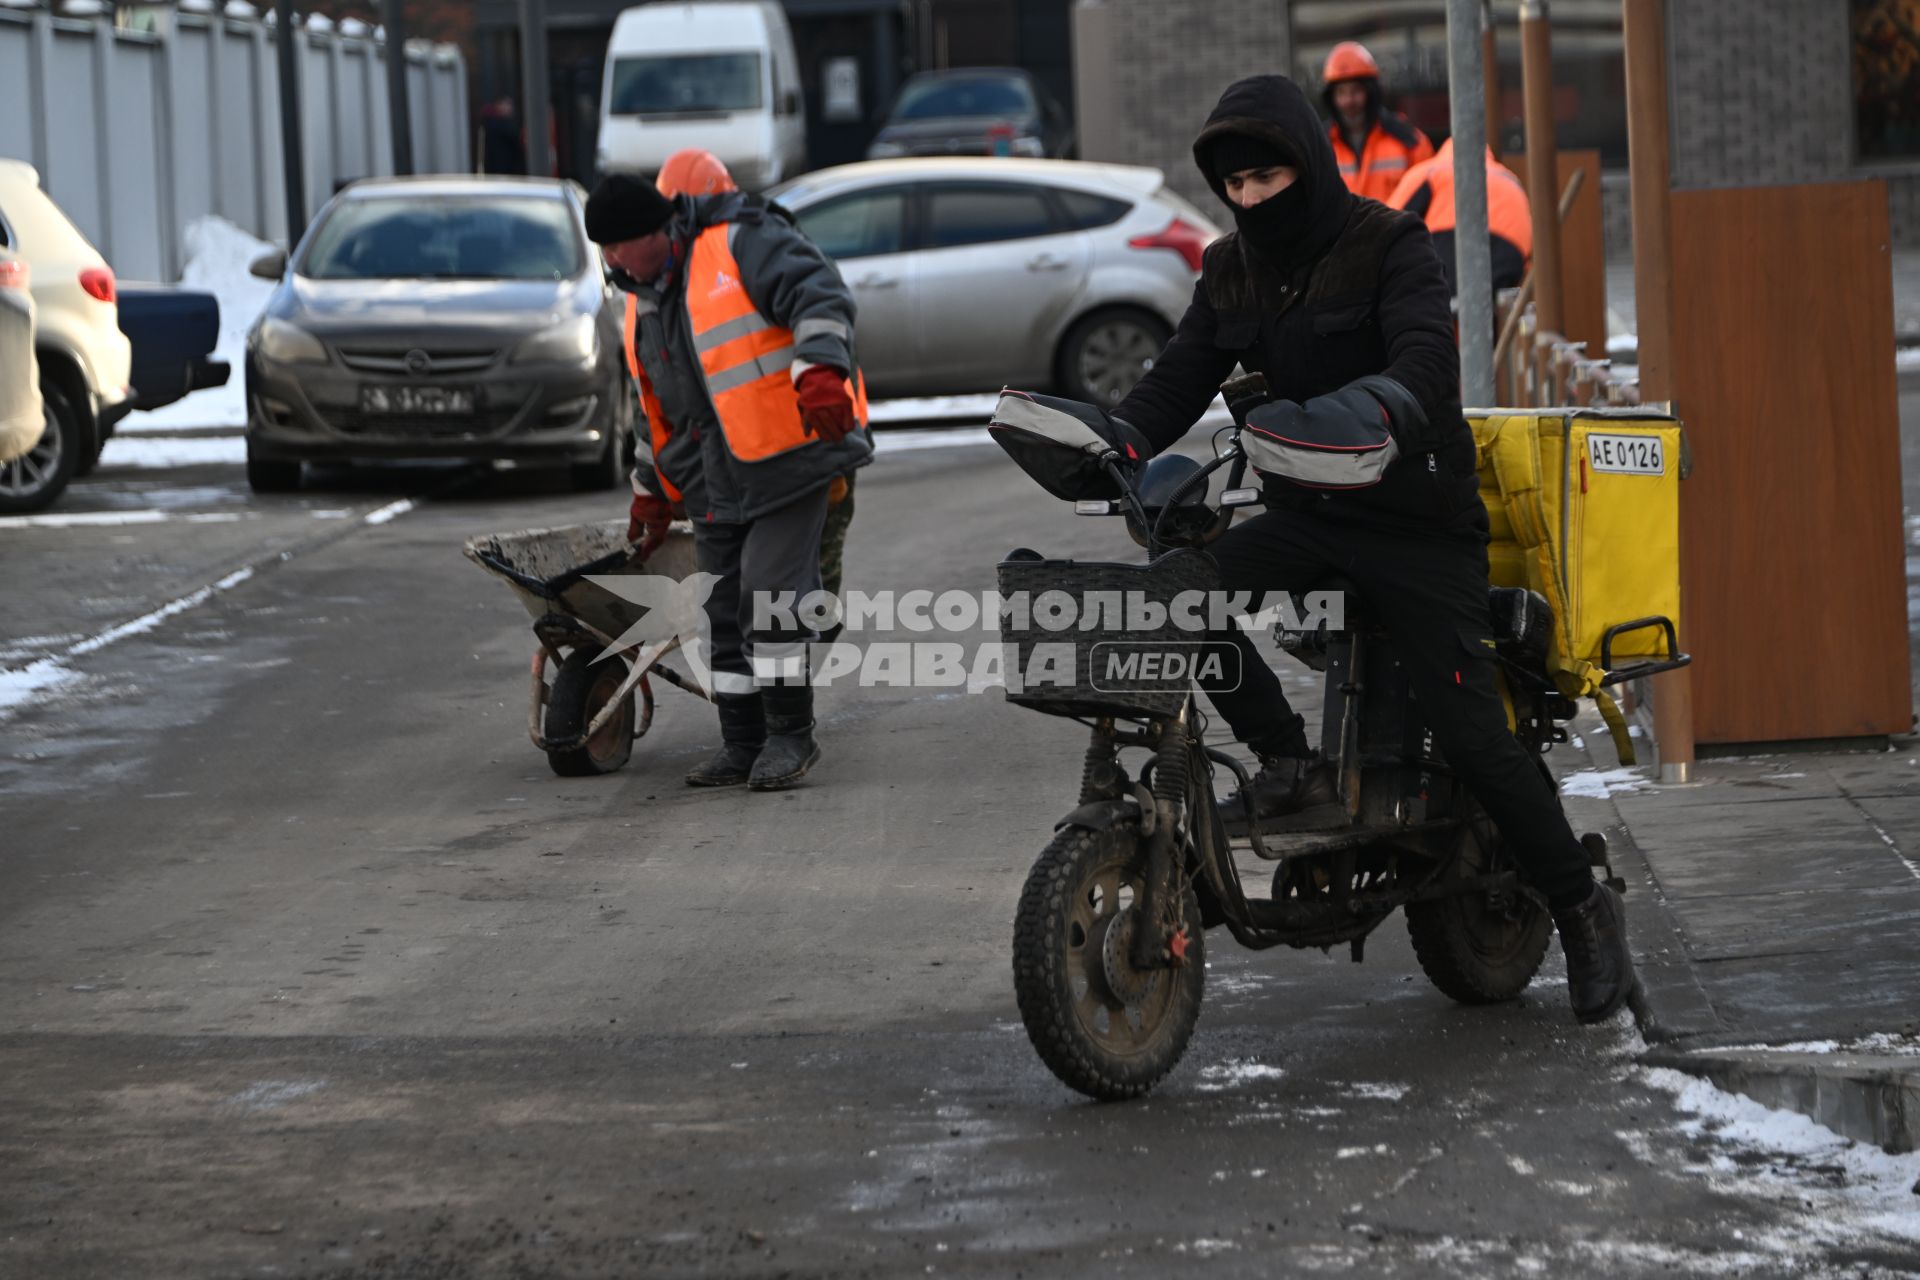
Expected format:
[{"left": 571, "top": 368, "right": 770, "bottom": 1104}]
[{"left": 2, "top": 433, "right": 1917, "bottom": 1279}]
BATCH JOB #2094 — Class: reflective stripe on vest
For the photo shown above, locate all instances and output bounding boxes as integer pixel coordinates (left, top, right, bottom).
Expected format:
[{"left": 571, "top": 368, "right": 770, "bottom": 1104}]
[{"left": 686, "top": 223, "right": 868, "bottom": 463}]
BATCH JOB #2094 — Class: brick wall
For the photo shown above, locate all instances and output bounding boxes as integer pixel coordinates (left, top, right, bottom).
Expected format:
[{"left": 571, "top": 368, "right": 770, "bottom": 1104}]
[{"left": 1071, "top": 0, "right": 1291, "bottom": 212}]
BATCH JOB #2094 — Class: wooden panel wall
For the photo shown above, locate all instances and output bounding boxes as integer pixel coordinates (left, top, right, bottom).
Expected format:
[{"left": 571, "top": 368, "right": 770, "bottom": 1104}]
[
  {"left": 1669, "top": 180, "right": 1913, "bottom": 743},
  {"left": 1507, "top": 148, "right": 1607, "bottom": 360}
]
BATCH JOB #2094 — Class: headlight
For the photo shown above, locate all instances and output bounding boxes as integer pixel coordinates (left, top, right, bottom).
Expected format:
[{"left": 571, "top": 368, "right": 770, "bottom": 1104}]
[
  {"left": 1012, "top": 135, "right": 1045, "bottom": 157},
  {"left": 255, "top": 318, "right": 328, "bottom": 366},
  {"left": 867, "top": 141, "right": 907, "bottom": 160},
  {"left": 511, "top": 315, "right": 598, "bottom": 365}
]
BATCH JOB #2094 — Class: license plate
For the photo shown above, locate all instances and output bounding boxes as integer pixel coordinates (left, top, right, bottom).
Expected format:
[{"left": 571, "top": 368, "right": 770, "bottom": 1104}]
[
  {"left": 360, "top": 385, "right": 473, "bottom": 415},
  {"left": 1586, "top": 433, "right": 1664, "bottom": 476}
]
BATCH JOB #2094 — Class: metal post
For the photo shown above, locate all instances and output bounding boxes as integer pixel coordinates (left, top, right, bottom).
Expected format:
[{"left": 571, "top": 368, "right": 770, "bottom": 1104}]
[
  {"left": 384, "top": 0, "right": 413, "bottom": 175},
  {"left": 518, "top": 0, "right": 552, "bottom": 178},
  {"left": 1520, "top": 0, "right": 1564, "bottom": 334},
  {"left": 274, "top": 0, "right": 307, "bottom": 245},
  {"left": 1446, "top": 0, "right": 1495, "bottom": 406},
  {"left": 1622, "top": 0, "right": 1693, "bottom": 782},
  {"left": 1481, "top": 0, "right": 1501, "bottom": 161}
]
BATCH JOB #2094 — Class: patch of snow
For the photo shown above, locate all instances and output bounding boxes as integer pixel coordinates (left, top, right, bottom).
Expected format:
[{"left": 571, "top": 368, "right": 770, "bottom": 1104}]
[
  {"left": 873, "top": 426, "right": 995, "bottom": 455},
  {"left": 1195, "top": 1058, "right": 1286, "bottom": 1091},
  {"left": 362, "top": 498, "right": 415, "bottom": 526},
  {"left": 122, "top": 218, "right": 278, "bottom": 433},
  {"left": 225, "top": 1079, "right": 325, "bottom": 1110},
  {"left": 1342, "top": 1082, "right": 1410, "bottom": 1102},
  {"left": 1898, "top": 346, "right": 1920, "bottom": 372},
  {"left": 99, "top": 435, "right": 247, "bottom": 469},
  {"left": 0, "top": 657, "right": 77, "bottom": 718},
  {"left": 0, "top": 509, "right": 170, "bottom": 529},
  {"left": 1336, "top": 1143, "right": 1390, "bottom": 1159},
  {"left": 866, "top": 394, "right": 998, "bottom": 425},
  {"left": 1706, "top": 1033, "right": 1920, "bottom": 1057},
  {"left": 1560, "top": 767, "right": 1652, "bottom": 799}
]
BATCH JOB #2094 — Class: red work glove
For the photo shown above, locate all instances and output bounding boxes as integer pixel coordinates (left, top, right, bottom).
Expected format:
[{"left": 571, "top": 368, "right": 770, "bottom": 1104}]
[
  {"left": 795, "top": 365, "right": 858, "bottom": 445},
  {"left": 627, "top": 490, "right": 675, "bottom": 561}
]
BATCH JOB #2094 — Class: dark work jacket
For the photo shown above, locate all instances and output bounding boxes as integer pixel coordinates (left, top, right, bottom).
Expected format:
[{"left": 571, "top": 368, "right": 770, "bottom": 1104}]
[{"left": 1114, "top": 200, "right": 1485, "bottom": 535}]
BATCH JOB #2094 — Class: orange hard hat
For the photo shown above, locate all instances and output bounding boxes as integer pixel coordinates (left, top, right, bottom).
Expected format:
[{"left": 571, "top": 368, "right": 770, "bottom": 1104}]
[
  {"left": 656, "top": 149, "right": 737, "bottom": 197},
  {"left": 1322, "top": 41, "right": 1380, "bottom": 84}
]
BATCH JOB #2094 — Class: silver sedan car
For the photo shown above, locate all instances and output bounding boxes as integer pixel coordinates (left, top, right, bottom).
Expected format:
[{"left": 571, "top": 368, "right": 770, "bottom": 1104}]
[{"left": 769, "top": 158, "right": 1220, "bottom": 406}]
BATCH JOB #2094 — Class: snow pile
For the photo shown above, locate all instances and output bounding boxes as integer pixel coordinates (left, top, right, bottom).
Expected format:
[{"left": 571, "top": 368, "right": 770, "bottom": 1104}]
[
  {"left": 1559, "top": 767, "right": 1652, "bottom": 799},
  {"left": 0, "top": 657, "right": 76, "bottom": 720},
  {"left": 120, "top": 217, "right": 278, "bottom": 434}
]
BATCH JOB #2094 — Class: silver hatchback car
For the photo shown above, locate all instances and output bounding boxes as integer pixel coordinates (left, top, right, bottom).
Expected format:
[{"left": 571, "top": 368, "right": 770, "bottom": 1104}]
[{"left": 769, "top": 158, "right": 1220, "bottom": 406}]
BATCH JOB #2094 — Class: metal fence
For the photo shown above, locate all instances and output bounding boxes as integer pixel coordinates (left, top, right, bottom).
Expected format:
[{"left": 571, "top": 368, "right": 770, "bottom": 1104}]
[{"left": 0, "top": 7, "right": 469, "bottom": 283}]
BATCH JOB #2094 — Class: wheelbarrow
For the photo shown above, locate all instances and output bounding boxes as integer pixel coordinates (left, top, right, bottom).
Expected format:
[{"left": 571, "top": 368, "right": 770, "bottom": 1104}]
[{"left": 464, "top": 519, "right": 711, "bottom": 777}]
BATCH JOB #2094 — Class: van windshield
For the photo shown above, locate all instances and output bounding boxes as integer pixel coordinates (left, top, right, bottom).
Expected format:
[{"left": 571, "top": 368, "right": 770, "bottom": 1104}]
[{"left": 609, "top": 53, "right": 763, "bottom": 115}]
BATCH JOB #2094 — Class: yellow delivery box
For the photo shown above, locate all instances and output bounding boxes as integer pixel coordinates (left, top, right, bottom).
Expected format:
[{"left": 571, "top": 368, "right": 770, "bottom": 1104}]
[{"left": 1468, "top": 409, "right": 1686, "bottom": 706}]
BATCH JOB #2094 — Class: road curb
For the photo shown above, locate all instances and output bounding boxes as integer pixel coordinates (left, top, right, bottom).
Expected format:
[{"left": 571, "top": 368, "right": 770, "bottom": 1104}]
[{"left": 1640, "top": 1043, "right": 1920, "bottom": 1154}]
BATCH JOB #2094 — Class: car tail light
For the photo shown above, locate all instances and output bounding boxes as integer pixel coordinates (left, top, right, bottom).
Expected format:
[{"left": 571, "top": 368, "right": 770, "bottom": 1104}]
[
  {"left": 0, "top": 259, "right": 26, "bottom": 291},
  {"left": 80, "top": 266, "right": 116, "bottom": 304},
  {"left": 1128, "top": 218, "right": 1209, "bottom": 274}
]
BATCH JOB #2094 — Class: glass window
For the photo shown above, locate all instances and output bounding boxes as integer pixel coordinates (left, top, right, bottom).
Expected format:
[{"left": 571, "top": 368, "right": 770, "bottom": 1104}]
[
  {"left": 1053, "top": 189, "right": 1132, "bottom": 230},
  {"left": 892, "top": 75, "right": 1036, "bottom": 122},
  {"left": 796, "top": 189, "right": 908, "bottom": 261},
  {"left": 923, "top": 185, "right": 1057, "bottom": 249},
  {"left": 609, "top": 53, "right": 763, "bottom": 116},
  {"left": 300, "top": 197, "right": 584, "bottom": 281},
  {"left": 1854, "top": 1, "right": 1920, "bottom": 160}
]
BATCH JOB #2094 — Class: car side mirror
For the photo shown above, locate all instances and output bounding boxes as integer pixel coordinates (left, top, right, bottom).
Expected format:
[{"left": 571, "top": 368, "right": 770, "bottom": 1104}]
[{"left": 249, "top": 248, "right": 288, "bottom": 280}]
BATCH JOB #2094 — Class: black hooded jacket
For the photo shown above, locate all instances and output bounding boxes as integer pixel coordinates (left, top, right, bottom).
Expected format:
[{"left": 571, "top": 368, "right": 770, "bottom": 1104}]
[{"left": 1112, "top": 75, "right": 1480, "bottom": 534}]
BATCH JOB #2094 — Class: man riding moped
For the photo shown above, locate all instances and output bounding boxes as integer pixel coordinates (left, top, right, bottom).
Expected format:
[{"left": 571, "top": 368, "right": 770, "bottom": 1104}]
[{"left": 1105, "top": 75, "right": 1634, "bottom": 1024}]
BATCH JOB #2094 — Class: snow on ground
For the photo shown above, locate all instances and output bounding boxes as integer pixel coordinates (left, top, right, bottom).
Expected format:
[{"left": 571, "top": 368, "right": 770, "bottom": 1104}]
[
  {"left": 121, "top": 218, "right": 278, "bottom": 434},
  {"left": 99, "top": 435, "right": 249, "bottom": 468},
  {"left": 1559, "top": 766, "right": 1653, "bottom": 799}
]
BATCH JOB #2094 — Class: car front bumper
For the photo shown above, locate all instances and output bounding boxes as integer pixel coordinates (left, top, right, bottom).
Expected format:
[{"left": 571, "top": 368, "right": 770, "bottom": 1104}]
[{"left": 245, "top": 353, "right": 615, "bottom": 465}]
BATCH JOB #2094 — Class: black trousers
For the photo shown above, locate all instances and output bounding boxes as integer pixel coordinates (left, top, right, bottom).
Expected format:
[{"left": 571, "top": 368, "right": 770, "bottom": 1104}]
[
  {"left": 1203, "top": 508, "right": 1594, "bottom": 909},
  {"left": 693, "top": 487, "right": 830, "bottom": 697}
]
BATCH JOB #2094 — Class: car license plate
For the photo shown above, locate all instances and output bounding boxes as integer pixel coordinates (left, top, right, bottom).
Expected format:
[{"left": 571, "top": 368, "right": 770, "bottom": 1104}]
[
  {"left": 360, "top": 385, "right": 473, "bottom": 415},
  {"left": 1585, "top": 433, "right": 1664, "bottom": 476}
]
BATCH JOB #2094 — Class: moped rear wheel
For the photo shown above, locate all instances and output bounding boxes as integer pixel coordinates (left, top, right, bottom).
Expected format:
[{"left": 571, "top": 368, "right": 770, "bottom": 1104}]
[
  {"left": 1012, "top": 823, "right": 1205, "bottom": 1100},
  {"left": 1405, "top": 807, "right": 1553, "bottom": 1003}
]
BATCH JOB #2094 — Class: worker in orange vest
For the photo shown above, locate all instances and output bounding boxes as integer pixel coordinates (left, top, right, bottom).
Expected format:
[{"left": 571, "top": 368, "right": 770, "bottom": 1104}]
[
  {"left": 585, "top": 172, "right": 871, "bottom": 791},
  {"left": 655, "top": 149, "right": 860, "bottom": 635},
  {"left": 1322, "top": 41, "right": 1435, "bottom": 203},
  {"left": 1385, "top": 137, "right": 1534, "bottom": 294}
]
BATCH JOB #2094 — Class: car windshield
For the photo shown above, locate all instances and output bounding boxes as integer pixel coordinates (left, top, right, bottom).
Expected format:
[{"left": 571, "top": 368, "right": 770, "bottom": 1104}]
[
  {"left": 892, "top": 76, "right": 1034, "bottom": 121},
  {"left": 299, "top": 196, "right": 583, "bottom": 281},
  {"left": 609, "top": 53, "right": 763, "bottom": 115}
]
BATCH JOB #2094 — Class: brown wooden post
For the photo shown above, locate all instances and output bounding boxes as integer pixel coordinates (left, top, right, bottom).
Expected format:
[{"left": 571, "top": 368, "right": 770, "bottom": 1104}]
[
  {"left": 1623, "top": 0, "right": 1693, "bottom": 781},
  {"left": 1519, "top": 0, "right": 1564, "bottom": 334}
]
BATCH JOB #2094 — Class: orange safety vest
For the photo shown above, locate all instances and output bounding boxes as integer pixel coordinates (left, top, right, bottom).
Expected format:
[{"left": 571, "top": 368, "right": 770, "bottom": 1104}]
[
  {"left": 622, "top": 222, "right": 868, "bottom": 499},
  {"left": 1330, "top": 119, "right": 1435, "bottom": 204},
  {"left": 1386, "top": 141, "right": 1534, "bottom": 261}
]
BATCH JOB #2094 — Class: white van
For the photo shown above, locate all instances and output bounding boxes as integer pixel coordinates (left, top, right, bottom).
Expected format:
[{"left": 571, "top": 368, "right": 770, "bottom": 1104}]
[{"left": 596, "top": 2, "right": 807, "bottom": 191}]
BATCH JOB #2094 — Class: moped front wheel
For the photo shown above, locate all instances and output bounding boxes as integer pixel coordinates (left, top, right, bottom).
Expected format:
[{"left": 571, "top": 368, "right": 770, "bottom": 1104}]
[{"left": 1011, "top": 823, "right": 1204, "bottom": 1100}]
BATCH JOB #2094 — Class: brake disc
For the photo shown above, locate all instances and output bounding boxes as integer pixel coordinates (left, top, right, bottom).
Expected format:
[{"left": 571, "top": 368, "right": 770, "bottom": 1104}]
[{"left": 1099, "top": 908, "right": 1161, "bottom": 1006}]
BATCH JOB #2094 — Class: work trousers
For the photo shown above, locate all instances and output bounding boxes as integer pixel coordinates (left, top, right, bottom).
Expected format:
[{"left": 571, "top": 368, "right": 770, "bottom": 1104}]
[{"left": 693, "top": 487, "right": 831, "bottom": 696}]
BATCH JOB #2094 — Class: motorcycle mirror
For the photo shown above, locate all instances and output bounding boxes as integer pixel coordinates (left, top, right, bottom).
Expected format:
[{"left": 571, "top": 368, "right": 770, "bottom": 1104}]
[
  {"left": 1219, "top": 487, "right": 1262, "bottom": 508},
  {"left": 1074, "top": 498, "right": 1120, "bottom": 515}
]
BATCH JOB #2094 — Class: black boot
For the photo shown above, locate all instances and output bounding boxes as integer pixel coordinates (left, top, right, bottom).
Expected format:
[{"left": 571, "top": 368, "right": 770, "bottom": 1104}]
[
  {"left": 749, "top": 683, "right": 820, "bottom": 791},
  {"left": 1553, "top": 881, "right": 1637, "bottom": 1023},
  {"left": 1223, "top": 749, "right": 1341, "bottom": 831},
  {"left": 685, "top": 693, "right": 764, "bottom": 787}
]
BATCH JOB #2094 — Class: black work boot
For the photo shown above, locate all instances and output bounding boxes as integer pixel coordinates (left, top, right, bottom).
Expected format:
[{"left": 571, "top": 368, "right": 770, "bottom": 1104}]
[
  {"left": 1223, "top": 749, "right": 1341, "bottom": 831},
  {"left": 1553, "top": 881, "right": 1637, "bottom": 1023},
  {"left": 748, "top": 683, "right": 820, "bottom": 791},
  {"left": 685, "top": 693, "right": 764, "bottom": 787}
]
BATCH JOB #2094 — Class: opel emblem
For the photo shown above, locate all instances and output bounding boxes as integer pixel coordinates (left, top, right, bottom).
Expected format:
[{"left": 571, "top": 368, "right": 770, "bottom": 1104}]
[{"left": 404, "top": 349, "right": 433, "bottom": 376}]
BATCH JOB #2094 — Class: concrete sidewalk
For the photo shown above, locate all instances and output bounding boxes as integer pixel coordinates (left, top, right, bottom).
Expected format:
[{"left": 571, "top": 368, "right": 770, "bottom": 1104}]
[{"left": 1554, "top": 719, "right": 1920, "bottom": 1151}]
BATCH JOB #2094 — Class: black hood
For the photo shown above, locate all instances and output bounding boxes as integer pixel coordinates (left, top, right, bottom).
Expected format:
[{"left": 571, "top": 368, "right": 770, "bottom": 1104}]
[{"left": 1194, "top": 75, "right": 1355, "bottom": 272}]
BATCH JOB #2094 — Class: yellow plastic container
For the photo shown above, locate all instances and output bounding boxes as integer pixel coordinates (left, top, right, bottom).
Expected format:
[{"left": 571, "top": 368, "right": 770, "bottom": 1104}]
[{"left": 1468, "top": 409, "right": 1685, "bottom": 698}]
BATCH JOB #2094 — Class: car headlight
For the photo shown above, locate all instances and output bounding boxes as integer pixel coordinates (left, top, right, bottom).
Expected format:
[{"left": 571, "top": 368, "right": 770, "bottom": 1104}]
[
  {"left": 1012, "top": 135, "right": 1045, "bottom": 157},
  {"left": 255, "top": 318, "right": 328, "bottom": 366},
  {"left": 511, "top": 315, "right": 599, "bottom": 365},
  {"left": 867, "top": 141, "right": 907, "bottom": 160}
]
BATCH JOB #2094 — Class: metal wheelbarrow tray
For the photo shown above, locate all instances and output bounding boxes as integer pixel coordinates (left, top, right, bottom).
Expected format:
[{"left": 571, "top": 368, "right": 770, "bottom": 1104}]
[{"left": 464, "top": 519, "right": 710, "bottom": 777}]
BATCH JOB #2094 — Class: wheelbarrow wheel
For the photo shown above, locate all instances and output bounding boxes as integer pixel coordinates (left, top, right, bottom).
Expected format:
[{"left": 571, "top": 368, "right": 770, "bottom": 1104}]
[{"left": 544, "top": 649, "right": 639, "bottom": 777}]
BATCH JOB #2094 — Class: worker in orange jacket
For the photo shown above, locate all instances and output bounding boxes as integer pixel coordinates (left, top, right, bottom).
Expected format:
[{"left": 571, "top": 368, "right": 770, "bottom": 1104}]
[
  {"left": 655, "top": 149, "right": 859, "bottom": 634},
  {"left": 1322, "top": 41, "right": 1435, "bottom": 203},
  {"left": 587, "top": 172, "right": 872, "bottom": 791},
  {"left": 1385, "top": 137, "right": 1534, "bottom": 294}
]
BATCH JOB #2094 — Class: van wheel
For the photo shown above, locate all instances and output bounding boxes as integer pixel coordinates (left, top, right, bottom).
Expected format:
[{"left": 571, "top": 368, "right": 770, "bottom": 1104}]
[
  {"left": 0, "top": 380, "right": 80, "bottom": 515},
  {"left": 1056, "top": 308, "right": 1171, "bottom": 409}
]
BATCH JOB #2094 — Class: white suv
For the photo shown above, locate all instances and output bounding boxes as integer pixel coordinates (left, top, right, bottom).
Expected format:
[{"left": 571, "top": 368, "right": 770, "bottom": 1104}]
[
  {"left": 0, "top": 246, "right": 42, "bottom": 470},
  {"left": 0, "top": 159, "right": 133, "bottom": 513}
]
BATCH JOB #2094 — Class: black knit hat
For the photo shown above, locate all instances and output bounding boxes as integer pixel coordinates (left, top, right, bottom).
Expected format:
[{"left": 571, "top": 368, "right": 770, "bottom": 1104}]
[
  {"left": 1204, "top": 131, "right": 1298, "bottom": 183},
  {"left": 584, "top": 173, "right": 673, "bottom": 244}
]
